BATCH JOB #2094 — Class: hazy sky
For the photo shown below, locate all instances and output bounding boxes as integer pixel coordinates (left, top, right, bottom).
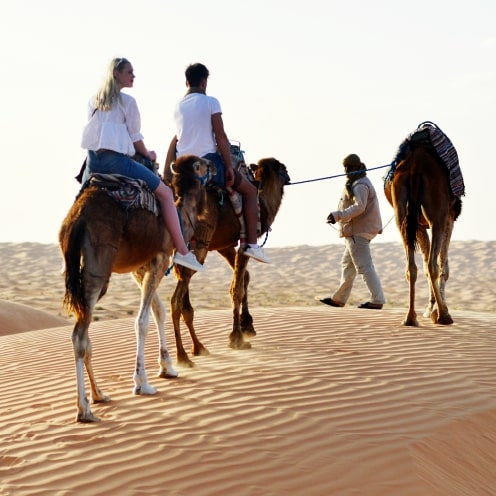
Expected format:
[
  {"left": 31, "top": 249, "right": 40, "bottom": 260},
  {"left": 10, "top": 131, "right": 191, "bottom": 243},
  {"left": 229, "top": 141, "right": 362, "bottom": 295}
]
[{"left": 1, "top": 0, "right": 494, "bottom": 248}]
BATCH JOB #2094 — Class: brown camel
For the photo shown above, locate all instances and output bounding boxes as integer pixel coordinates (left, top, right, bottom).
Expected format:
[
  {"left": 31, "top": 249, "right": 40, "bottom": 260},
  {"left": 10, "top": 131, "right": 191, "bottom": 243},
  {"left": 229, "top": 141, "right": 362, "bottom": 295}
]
[
  {"left": 167, "top": 157, "right": 290, "bottom": 367},
  {"left": 384, "top": 143, "right": 462, "bottom": 326},
  {"left": 59, "top": 155, "right": 216, "bottom": 422}
]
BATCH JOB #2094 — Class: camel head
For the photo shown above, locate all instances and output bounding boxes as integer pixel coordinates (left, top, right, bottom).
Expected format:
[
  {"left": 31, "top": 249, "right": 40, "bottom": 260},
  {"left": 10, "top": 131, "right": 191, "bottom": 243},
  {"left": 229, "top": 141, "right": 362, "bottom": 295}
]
[
  {"left": 250, "top": 158, "right": 291, "bottom": 190},
  {"left": 170, "top": 155, "right": 217, "bottom": 196},
  {"left": 248, "top": 158, "right": 290, "bottom": 226}
]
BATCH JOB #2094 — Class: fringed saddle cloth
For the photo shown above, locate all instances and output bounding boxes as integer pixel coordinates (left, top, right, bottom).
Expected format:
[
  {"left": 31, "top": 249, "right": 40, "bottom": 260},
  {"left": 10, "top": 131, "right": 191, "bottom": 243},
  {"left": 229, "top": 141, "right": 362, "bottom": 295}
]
[
  {"left": 87, "top": 173, "right": 160, "bottom": 215},
  {"left": 224, "top": 143, "right": 261, "bottom": 247},
  {"left": 385, "top": 121, "right": 465, "bottom": 198}
]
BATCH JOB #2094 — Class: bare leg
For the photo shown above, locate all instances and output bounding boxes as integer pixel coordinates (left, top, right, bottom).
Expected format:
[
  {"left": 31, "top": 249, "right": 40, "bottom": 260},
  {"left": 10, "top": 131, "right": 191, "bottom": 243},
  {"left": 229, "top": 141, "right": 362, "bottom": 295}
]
[
  {"left": 154, "top": 182, "right": 189, "bottom": 255},
  {"left": 234, "top": 176, "right": 258, "bottom": 245}
]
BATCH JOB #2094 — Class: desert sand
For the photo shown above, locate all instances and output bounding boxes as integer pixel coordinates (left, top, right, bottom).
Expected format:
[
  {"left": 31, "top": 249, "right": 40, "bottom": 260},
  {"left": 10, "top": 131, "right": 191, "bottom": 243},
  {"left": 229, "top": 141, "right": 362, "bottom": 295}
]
[{"left": 1, "top": 240, "right": 495, "bottom": 495}]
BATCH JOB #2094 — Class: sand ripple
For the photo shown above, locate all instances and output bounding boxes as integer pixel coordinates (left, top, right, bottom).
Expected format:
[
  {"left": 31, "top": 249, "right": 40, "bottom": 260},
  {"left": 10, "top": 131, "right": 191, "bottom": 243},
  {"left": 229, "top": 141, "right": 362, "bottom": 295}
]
[{"left": 2, "top": 307, "right": 496, "bottom": 495}]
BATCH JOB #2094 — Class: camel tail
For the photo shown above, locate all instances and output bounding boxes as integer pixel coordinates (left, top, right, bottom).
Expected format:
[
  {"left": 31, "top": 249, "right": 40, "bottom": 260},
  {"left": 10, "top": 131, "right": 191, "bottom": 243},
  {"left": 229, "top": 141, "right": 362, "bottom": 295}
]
[
  {"left": 402, "top": 172, "right": 422, "bottom": 250},
  {"left": 61, "top": 218, "right": 87, "bottom": 319}
]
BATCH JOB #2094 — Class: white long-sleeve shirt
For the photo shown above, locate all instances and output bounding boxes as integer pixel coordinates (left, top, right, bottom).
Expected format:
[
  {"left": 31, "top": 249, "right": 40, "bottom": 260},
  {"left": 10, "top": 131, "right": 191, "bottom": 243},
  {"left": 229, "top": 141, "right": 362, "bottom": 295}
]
[{"left": 81, "top": 92, "right": 144, "bottom": 156}]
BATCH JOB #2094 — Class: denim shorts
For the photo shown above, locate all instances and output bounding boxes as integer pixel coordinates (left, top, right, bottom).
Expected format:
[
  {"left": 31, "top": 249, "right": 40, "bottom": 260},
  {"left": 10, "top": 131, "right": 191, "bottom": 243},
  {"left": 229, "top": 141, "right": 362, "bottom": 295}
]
[
  {"left": 202, "top": 152, "right": 226, "bottom": 187},
  {"left": 85, "top": 150, "right": 161, "bottom": 191}
]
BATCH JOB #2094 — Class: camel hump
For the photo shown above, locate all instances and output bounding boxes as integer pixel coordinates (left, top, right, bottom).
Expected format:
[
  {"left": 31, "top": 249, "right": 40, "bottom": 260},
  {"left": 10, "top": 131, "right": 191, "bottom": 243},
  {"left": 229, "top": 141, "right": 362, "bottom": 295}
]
[{"left": 388, "top": 121, "right": 464, "bottom": 198}]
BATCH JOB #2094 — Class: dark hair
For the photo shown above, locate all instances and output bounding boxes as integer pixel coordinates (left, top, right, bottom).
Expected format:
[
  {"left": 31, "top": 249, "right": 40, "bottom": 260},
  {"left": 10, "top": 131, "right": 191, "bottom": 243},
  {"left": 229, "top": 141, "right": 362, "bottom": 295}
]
[{"left": 185, "top": 63, "right": 209, "bottom": 86}]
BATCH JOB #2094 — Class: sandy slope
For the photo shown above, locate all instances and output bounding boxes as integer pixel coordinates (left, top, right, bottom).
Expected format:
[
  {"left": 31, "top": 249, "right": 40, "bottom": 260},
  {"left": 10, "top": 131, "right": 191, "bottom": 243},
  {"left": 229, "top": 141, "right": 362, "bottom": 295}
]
[{"left": 1, "top": 241, "right": 495, "bottom": 495}]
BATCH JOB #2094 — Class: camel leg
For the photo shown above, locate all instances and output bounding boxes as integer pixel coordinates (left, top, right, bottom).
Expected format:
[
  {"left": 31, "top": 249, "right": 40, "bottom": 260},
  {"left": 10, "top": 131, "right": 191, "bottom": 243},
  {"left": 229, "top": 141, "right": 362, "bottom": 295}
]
[
  {"left": 73, "top": 321, "right": 102, "bottom": 423},
  {"left": 240, "top": 269, "right": 255, "bottom": 336},
  {"left": 217, "top": 248, "right": 255, "bottom": 336},
  {"left": 85, "top": 335, "right": 110, "bottom": 405},
  {"left": 182, "top": 288, "right": 210, "bottom": 357},
  {"left": 73, "top": 264, "right": 112, "bottom": 422},
  {"left": 394, "top": 195, "right": 418, "bottom": 326},
  {"left": 429, "top": 222, "right": 454, "bottom": 325},
  {"left": 403, "top": 243, "right": 419, "bottom": 326},
  {"left": 437, "top": 223, "right": 453, "bottom": 311},
  {"left": 416, "top": 228, "right": 435, "bottom": 319},
  {"left": 150, "top": 291, "right": 179, "bottom": 379},
  {"left": 132, "top": 270, "right": 159, "bottom": 395},
  {"left": 171, "top": 271, "right": 200, "bottom": 368},
  {"left": 133, "top": 266, "right": 180, "bottom": 379},
  {"left": 229, "top": 252, "right": 251, "bottom": 349}
]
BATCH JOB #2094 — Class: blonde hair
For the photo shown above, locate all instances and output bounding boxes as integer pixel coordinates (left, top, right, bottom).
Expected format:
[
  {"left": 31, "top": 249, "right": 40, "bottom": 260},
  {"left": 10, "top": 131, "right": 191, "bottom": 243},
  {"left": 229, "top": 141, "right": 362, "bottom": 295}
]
[{"left": 94, "top": 57, "right": 129, "bottom": 111}]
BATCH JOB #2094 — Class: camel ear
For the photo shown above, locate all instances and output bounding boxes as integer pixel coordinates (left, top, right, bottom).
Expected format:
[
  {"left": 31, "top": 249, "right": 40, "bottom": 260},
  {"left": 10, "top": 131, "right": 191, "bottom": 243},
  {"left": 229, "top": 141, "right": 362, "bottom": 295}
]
[{"left": 170, "top": 162, "right": 179, "bottom": 175}]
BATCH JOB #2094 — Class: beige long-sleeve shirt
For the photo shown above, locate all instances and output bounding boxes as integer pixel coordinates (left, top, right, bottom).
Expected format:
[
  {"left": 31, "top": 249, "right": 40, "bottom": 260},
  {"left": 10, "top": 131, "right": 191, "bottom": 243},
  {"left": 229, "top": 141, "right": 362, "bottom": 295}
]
[{"left": 331, "top": 176, "right": 383, "bottom": 240}]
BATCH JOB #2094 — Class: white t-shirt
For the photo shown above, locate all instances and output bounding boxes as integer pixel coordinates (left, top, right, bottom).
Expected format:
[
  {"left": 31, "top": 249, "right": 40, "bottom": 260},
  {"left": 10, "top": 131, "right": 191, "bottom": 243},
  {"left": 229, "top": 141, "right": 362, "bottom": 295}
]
[
  {"left": 81, "top": 92, "right": 144, "bottom": 156},
  {"left": 174, "top": 92, "right": 222, "bottom": 156}
]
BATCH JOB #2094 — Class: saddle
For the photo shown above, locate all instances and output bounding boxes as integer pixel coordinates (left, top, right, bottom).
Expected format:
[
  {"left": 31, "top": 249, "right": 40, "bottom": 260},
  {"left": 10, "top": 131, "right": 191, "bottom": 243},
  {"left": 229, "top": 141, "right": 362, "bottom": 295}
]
[
  {"left": 215, "top": 143, "right": 261, "bottom": 245},
  {"left": 86, "top": 173, "right": 160, "bottom": 215},
  {"left": 385, "top": 121, "right": 465, "bottom": 198},
  {"left": 76, "top": 153, "right": 161, "bottom": 215}
]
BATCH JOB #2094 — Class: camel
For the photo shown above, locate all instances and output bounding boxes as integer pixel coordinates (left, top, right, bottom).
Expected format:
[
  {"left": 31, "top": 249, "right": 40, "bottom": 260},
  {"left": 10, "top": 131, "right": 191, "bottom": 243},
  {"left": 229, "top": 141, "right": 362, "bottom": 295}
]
[
  {"left": 166, "top": 157, "right": 290, "bottom": 367},
  {"left": 59, "top": 155, "right": 216, "bottom": 422},
  {"left": 384, "top": 142, "right": 462, "bottom": 326}
]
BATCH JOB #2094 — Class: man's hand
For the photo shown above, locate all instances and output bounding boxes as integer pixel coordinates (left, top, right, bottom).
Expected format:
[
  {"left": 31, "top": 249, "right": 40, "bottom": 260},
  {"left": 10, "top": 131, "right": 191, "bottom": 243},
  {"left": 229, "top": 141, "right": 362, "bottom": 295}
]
[{"left": 326, "top": 213, "right": 336, "bottom": 224}]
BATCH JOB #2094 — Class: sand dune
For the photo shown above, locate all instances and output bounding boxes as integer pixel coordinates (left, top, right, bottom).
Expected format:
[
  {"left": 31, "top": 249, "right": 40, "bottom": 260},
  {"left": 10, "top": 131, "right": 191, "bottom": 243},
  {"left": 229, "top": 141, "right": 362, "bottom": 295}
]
[
  {"left": 0, "top": 240, "right": 494, "bottom": 326},
  {"left": 1, "top": 241, "right": 495, "bottom": 495}
]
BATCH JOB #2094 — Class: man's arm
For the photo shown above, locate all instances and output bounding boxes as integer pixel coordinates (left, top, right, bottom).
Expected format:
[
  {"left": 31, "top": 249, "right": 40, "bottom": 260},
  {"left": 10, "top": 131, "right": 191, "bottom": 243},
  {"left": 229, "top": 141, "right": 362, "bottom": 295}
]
[
  {"left": 162, "top": 135, "right": 178, "bottom": 183},
  {"left": 212, "top": 113, "right": 234, "bottom": 186}
]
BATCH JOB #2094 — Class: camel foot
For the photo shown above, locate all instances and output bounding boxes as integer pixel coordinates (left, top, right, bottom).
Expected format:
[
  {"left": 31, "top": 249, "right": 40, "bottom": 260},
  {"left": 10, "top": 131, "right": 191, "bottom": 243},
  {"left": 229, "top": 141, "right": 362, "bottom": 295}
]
[
  {"left": 192, "top": 346, "right": 210, "bottom": 357},
  {"left": 157, "top": 368, "right": 179, "bottom": 379},
  {"left": 242, "top": 328, "right": 256, "bottom": 337},
  {"left": 229, "top": 340, "right": 252, "bottom": 350},
  {"left": 177, "top": 357, "right": 196, "bottom": 368},
  {"left": 133, "top": 383, "right": 157, "bottom": 395},
  {"left": 402, "top": 318, "right": 419, "bottom": 327},
  {"left": 76, "top": 411, "right": 100, "bottom": 423},
  {"left": 92, "top": 393, "right": 111, "bottom": 404},
  {"left": 437, "top": 314, "right": 454, "bottom": 325}
]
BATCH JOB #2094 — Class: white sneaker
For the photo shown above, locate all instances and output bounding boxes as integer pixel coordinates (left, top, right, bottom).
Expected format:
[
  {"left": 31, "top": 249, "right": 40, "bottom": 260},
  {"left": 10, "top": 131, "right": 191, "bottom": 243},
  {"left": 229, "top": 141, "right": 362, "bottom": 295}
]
[
  {"left": 243, "top": 245, "right": 271, "bottom": 263},
  {"left": 173, "top": 251, "right": 205, "bottom": 272}
]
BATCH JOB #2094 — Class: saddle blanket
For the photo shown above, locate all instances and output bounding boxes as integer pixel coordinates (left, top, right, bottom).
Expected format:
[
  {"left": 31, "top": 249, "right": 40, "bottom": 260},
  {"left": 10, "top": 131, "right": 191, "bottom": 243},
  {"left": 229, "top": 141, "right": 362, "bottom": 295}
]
[
  {"left": 223, "top": 145, "right": 261, "bottom": 246},
  {"left": 386, "top": 121, "right": 465, "bottom": 197},
  {"left": 87, "top": 173, "right": 160, "bottom": 215}
]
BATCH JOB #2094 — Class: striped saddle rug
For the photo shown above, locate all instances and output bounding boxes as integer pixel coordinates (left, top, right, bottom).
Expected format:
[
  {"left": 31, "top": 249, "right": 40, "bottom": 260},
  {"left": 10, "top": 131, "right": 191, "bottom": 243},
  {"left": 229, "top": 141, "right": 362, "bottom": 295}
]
[
  {"left": 386, "top": 121, "right": 465, "bottom": 198},
  {"left": 86, "top": 173, "right": 160, "bottom": 215}
]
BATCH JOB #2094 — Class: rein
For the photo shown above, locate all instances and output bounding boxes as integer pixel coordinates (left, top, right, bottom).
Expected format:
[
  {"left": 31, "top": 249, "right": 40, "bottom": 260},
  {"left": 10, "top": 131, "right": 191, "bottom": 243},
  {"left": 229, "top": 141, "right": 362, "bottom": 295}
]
[
  {"left": 287, "top": 162, "right": 395, "bottom": 234},
  {"left": 288, "top": 164, "right": 391, "bottom": 186}
]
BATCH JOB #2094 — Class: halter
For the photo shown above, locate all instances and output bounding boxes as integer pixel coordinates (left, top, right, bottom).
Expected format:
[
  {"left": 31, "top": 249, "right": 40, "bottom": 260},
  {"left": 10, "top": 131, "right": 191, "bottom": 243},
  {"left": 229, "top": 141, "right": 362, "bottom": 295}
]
[{"left": 197, "top": 170, "right": 211, "bottom": 186}]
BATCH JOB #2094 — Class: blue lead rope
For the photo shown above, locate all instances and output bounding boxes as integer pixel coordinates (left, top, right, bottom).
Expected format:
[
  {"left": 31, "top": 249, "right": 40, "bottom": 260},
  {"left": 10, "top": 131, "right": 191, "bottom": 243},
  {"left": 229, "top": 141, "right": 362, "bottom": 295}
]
[{"left": 288, "top": 164, "right": 391, "bottom": 186}]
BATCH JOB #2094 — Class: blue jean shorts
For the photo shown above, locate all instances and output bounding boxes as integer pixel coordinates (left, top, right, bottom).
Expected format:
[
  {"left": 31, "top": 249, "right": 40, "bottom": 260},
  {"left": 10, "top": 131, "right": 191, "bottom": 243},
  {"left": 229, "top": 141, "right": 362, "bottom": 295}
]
[
  {"left": 202, "top": 152, "right": 226, "bottom": 187},
  {"left": 85, "top": 150, "right": 161, "bottom": 191}
]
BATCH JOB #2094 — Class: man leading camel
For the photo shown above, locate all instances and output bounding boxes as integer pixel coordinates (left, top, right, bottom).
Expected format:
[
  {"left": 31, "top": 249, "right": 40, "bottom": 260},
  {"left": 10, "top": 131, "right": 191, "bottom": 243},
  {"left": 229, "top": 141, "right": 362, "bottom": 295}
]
[{"left": 319, "top": 154, "right": 385, "bottom": 310}]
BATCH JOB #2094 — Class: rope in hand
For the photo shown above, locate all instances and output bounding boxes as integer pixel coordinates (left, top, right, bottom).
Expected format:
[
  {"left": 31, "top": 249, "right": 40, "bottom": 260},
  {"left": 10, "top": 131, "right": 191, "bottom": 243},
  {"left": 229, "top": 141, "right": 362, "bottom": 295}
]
[{"left": 287, "top": 162, "right": 395, "bottom": 233}]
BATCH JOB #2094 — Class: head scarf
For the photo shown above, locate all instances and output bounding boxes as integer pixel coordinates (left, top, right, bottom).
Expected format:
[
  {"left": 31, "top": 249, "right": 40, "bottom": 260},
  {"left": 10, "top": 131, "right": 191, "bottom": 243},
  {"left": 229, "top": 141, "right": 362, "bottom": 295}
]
[{"left": 343, "top": 154, "right": 367, "bottom": 198}]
